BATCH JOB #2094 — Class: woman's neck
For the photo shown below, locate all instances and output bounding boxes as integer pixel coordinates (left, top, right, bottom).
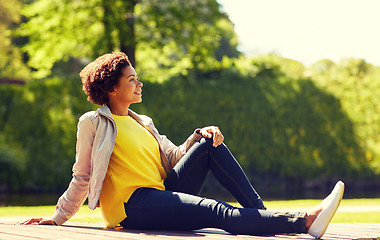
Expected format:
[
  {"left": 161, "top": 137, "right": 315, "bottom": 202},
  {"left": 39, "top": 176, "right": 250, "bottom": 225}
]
[{"left": 107, "top": 102, "right": 130, "bottom": 116}]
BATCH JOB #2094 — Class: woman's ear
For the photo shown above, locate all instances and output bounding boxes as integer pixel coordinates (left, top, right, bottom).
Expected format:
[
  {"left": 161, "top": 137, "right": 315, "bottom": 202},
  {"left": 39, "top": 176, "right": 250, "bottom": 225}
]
[{"left": 108, "top": 90, "right": 116, "bottom": 99}]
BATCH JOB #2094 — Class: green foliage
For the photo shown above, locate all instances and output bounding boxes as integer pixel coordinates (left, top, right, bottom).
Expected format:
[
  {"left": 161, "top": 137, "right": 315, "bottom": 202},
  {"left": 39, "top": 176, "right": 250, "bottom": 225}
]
[
  {"left": 1, "top": 0, "right": 377, "bottom": 198},
  {"left": 136, "top": 0, "right": 239, "bottom": 81},
  {"left": 0, "top": 78, "right": 94, "bottom": 192},
  {"left": 19, "top": 0, "right": 239, "bottom": 79},
  {"left": 0, "top": 0, "right": 31, "bottom": 79},
  {"left": 311, "top": 58, "right": 380, "bottom": 174},
  {"left": 20, "top": 0, "right": 103, "bottom": 78},
  {"left": 0, "top": 55, "right": 378, "bottom": 195},
  {"left": 133, "top": 60, "right": 371, "bottom": 183},
  {"left": 0, "top": 136, "right": 26, "bottom": 192}
]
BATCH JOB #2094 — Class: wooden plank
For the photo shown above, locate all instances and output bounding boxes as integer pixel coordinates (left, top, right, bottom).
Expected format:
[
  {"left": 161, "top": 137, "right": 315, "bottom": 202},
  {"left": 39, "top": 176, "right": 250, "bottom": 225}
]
[
  {"left": 0, "top": 222, "right": 379, "bottom": 240},
  {"left": 334, "top": 224, "right": 380, "bottom": 240},
  {"left": 0, "top": 232, "right": 43, "bottom": 240},
  {"left": 0, "top": 223, "right": 153, "bottom": 240},
  {"left": 324, "top": 223, "right": 380, "bottom": 240},
  {"left": 272, "top": 233, "right": 314, "bottom": 239}
]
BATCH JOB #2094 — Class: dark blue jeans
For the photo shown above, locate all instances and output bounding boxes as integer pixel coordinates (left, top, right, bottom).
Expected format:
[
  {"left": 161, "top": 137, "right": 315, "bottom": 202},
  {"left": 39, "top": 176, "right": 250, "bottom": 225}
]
[{"left": 120, "top": 138, "right": 307, "bottom": 235}]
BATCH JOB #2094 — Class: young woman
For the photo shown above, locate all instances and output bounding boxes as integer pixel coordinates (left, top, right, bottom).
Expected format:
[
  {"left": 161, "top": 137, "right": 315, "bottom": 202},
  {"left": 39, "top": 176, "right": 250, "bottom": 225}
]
[{"left": 21, "top": 52, "right": 344, "bottom": 238}]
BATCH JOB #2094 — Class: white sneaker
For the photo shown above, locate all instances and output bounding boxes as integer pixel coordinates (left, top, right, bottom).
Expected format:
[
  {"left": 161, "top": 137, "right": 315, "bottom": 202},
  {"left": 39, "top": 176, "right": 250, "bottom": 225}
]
[{"left": 308, "top": 181, "right": 345, "bottom": 238}]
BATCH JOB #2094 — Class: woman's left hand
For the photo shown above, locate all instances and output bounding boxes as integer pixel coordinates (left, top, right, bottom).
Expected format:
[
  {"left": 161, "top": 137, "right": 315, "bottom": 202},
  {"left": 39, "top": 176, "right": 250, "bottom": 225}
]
[
  {"left": 19, "top": 217, "right": 56, "bottom": 225},
  {"left": 198, "top": 126, "right": 224, "bottom": 147}
]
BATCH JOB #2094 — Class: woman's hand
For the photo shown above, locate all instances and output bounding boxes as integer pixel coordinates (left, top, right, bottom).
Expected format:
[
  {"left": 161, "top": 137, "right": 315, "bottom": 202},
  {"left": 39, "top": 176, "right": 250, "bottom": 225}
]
[
  {"left": 19, "top": 218, "right": 56, "bottom": 225},
  {"left": 198, "top": 126, "right": 224, "bottom": 147}
]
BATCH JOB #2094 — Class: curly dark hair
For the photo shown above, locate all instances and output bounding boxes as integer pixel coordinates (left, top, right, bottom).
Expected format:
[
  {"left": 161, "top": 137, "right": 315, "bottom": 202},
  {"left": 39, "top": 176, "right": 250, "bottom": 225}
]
[{"left": 80, "top": 52, "right": 132, "bottom": 106}]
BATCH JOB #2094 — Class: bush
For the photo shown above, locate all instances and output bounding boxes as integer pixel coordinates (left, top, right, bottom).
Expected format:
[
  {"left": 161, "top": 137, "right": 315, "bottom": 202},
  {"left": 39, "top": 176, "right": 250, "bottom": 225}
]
[
  {"left": 0, "top": 135, "right": 26, "bottom": 192},
  {"left": 0, "top": 78, "right": 93, "bottom": 192},
  {"left": 0, "top": 55, "right": 378, "bottom": 196},
  {"left": 133, "top": 65, "right": 371, "bottom": 183}
]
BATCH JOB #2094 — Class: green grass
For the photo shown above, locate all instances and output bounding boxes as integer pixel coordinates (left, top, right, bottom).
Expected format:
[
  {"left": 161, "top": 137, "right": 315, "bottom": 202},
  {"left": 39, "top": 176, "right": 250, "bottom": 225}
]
[
  {"left": 269, "top": 199, "right": 380, "bottom": 223},
  {"left": 263, "top": 198, "right": 380, "bottom": 208},
  {"left": 0, "top": 205, "right": 104, "bottom": 223},
  {"left": 1, "top": 198, "right": 379, "bottom": 224},
  {"left": 231, "top": 198, "right": 380, "bottom": 223}
]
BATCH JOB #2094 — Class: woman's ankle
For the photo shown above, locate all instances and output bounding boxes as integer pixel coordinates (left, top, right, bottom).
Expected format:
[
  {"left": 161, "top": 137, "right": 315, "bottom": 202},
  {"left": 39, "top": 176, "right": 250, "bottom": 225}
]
[{"left": 305, "top": 206, "right": 323, "bottom": 230}]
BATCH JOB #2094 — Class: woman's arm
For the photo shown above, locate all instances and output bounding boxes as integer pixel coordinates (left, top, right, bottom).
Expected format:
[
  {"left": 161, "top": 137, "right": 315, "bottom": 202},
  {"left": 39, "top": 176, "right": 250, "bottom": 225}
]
[
  {"left": 148, "top": 118, "right": 224, "bottom": 167},
  {"left": 196, "top": 126, "right": 224, "bottom": 147},
  {"left": 161, "top": 129, "right": 202, "bottom": 167},
  {"left": 21, "top": 115, "right": 95, "bottom": 226},
  {"left": 19, "top": 218, "right": 56, "bottom": 225},
  {"left": 51, "top": 116, "right": 95, "bottom": 225}
]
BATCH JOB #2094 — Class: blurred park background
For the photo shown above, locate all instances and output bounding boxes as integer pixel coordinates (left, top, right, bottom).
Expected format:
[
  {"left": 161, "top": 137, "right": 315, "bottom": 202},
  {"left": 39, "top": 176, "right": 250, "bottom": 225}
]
[{"left": 0, "top": 0, "right": 379, "bottom": 206}]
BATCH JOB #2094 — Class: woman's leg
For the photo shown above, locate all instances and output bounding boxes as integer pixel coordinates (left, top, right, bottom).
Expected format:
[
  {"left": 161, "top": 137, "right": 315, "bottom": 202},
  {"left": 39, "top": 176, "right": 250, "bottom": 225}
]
[
  {"left": 120, "top": 188, "right": 307, "bottom": 235},
  {"left": 164, "top": 138, "right": 265, "bottom": 209}
]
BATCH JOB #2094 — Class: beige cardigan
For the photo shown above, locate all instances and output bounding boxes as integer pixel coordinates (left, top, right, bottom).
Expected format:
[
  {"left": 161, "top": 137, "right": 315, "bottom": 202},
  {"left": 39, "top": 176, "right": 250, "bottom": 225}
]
[{"left": 52, "top": 105, "right": 202, "bottom": 225}]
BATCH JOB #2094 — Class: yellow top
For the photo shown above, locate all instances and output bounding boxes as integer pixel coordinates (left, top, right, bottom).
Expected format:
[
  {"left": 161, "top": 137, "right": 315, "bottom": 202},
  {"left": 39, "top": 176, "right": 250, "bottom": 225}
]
[{"left": 99, "top": 114, "right": 166, "bottom": 228}]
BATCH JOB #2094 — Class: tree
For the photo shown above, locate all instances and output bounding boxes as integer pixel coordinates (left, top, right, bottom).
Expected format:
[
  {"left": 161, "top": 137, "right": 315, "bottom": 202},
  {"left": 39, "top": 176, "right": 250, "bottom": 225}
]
[
  {"left": 311, "top": 58, "right": 380, "bottom": 174},
  {"left": 0, "top": 0, "right": 31, "bottom": 80},
  {"left": 100, "top": 0, "right": 138, "bottom": 65},
  {"left": 21, "top": 0, "right": 239, "bottom": 79},
  {"left": 21, "top": 0, "right": 104, "bottom": 78},
  {"left": 136, "top": 0, "right": 240, "bottom": 81},
  {"left": 311, "top": 59, "right": 335, "bottom": 75}
]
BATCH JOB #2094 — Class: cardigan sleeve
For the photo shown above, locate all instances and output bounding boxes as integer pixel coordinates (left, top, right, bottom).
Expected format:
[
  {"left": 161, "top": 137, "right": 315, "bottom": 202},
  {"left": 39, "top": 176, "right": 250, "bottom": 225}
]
[
  {"left": 147, "top": 118, "right": 203, "bottom": 167},
  {"left": 52, "top": 115, "right": 95, "bottom": 225}
]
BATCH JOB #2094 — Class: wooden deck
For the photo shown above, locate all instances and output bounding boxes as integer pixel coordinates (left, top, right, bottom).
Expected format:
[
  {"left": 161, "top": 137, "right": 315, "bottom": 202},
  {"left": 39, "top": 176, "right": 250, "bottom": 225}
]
[{"left": 0, "top": 222, "right": 379, "bottom": 240}]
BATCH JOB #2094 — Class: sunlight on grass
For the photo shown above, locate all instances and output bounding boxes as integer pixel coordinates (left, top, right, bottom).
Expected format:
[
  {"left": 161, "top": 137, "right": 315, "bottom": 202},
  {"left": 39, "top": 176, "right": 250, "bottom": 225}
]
[
  {"left": 332, "top": 212, "right": 380, "bottom": 223},
  {"left": 264, "top": 198, "right": 380, "bottom": 209},
  {"left": 230, "top": 198, "right": 380, "bottom": 223},
  {"left": 229, "top": 198, "right": 380, "bottom": 209},
  {"left": 1, "top": 198, "right": 379, "bottom": 223},
  {"left": 0, "top": 206, "right": 55, "bottom": 217},
  {"left": 0, "top": 205, "right": 104, "bottom": 223}
]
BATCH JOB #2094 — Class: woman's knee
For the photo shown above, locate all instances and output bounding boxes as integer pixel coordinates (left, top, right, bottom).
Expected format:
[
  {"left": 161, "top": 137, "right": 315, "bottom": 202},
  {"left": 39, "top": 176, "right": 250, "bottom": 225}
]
[
  {"left": 196, "top": 137, "right": 213, "bottom": 149},
  {"left": 202, "top": 137, "right": 229, "bottom": 150}
]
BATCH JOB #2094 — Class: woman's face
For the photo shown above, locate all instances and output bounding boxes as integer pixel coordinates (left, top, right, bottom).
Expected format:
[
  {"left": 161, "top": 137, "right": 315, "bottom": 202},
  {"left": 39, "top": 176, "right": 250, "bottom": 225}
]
[{"left": 111, "top": 66, "right": 143, "bottom": 105}]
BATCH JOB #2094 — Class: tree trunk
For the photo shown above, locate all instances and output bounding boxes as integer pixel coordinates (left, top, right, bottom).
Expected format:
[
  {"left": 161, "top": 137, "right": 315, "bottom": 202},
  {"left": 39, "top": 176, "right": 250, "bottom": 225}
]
[
  {"left": 119, "top": 0, "right": 138, "bottom": 66},
  {"left": 102, "top": 0, "right": 115, "bottom": 52}
]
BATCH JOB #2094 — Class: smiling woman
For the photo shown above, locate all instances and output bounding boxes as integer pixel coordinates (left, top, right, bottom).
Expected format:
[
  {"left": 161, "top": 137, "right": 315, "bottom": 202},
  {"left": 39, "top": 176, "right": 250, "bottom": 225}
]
[
  {"left": 107, "top": 66, "right": 143, "bottom": 116},
  {"left": 20, "top": 52, "right": 344, "bottom": 238},
  {"left": 79, "top": 52, "right": 132, "bottom": 106}
]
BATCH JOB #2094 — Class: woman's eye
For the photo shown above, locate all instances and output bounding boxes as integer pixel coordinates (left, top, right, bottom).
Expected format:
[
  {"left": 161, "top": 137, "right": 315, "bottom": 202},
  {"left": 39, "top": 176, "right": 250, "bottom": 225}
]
[{"left": 128, "top": 77, "right": 138, "bottom": 82}]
